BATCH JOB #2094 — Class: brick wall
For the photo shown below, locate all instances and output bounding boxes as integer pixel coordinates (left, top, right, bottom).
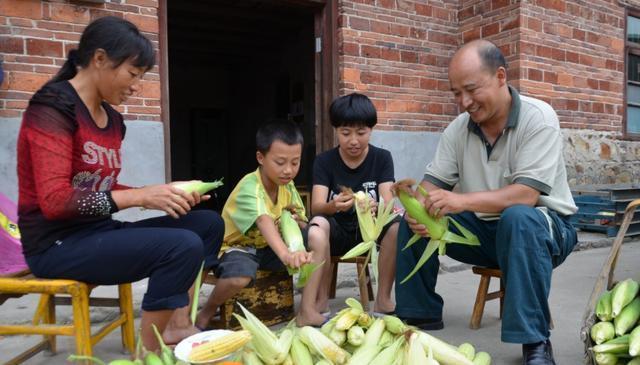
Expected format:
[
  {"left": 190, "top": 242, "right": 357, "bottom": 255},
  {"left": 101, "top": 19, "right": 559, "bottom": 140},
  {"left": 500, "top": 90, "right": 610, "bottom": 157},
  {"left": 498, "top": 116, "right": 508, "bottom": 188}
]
[
  {"left": 0, "top": 0, "right": 161, "bottom": 121},
  {"left": 339, "top": 0, "right": 459, "bottom": 132}
]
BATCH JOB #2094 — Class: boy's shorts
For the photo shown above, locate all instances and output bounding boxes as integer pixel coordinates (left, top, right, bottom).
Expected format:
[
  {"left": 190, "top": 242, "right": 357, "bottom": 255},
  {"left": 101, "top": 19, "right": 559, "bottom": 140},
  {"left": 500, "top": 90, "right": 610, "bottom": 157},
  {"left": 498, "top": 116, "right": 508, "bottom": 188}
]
[
  {"left": 309, "top": 215, "right": 401, "bottom": 256},
  {"left": 214, "top": 236, "right": 310, "bottom": 286}
]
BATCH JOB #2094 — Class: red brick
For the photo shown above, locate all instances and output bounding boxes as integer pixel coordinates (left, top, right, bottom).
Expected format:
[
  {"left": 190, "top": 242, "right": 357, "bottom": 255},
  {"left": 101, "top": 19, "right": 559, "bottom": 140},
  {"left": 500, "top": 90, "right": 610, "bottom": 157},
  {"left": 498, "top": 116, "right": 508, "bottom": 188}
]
[
  {"left": 2, "top": 63, "right": 32, "bottom": 72},
  {"left": 360, "top": 71, "right": 380, "bottom": 84},
  {"left": 579, "top": 54, "right": 593, "bottom": 66},
  {"left": 410, "top": 27, "right": 426, "bottom": 40},
  {"left": 380, "top": 47, "right": 400, "bottom": 61},
  {"left": 90, "top": 9, "right": 124, "bottom": 21},
  {"left": 54, "top": 32, "right": 81, "bottom": 41},
  {"left": 459, "top": 6, "right": 475, "bottom": 21},
  {"left": 432, "top": 6, "right": 450, "bottom": 21},
  {"left": 528, "top": 68, "right": 543, "bottom": 81},
  {"left": 599, "top": 80, "right": 611, "bottom": 91},
  {"left": 371, "top": 20, "right": 390, "bottom": 34},
  {"left": 543, "top": 71, "right": 557, "bottom": 84},
  {"left": 427, "top": 103, "right": 443, "bottom": 114},
  {"left": 572, "top": 29, "right": 585, "bottom": 41},
  {"left": 407, "top": 101, "right": 426, "bottom": 113},
  {"left": 401, "top": 76, "right": 420, "bottom": 88},
  {"left": 344, "top": 68, "right": 361, "bottom": 83},
  {"left": 463, "top": 28, "right": 480, "bottom": 43},
  {"left": 566, "top": 99, "right": 579, "bottom": 111},
  {"left": 401, "top": 51, "right": 418, "bottom": 63},
  {"left": 342, "top": 42, "right": 359, "bottom": 56},
  {"left": 0, "top": 109, "right": 22, "bottom": 117},
  {"left": 0, "top": 37, "right": 23, "bottom": 54},
  {"left": 420, "top": 78, "right": 438, "bottom": 90},
  {"left": 362, "top": 45, "right": 381, "bottom": 58},
  {"left": 536, "top": 0, "right": 565, "bottom": 12},
  {"left": 390, "top": 24, "right": 410, "bottom": 37},
  {"left": 124, "top": 13, "right": 158, "bottom": 33},
  {"left": 0, "top": 0, "right": 42, "bottom": 19},
  {"left": 587, "top": 78, "right": 598, "bottom": 89},
  {"left": 50, "top": 3, "right": 90, "bottom": 24},
  {"left": 6, "top": 72, "right": 51, "bottom": 92},
  {"left": 429, "top": 30, "right": 456, "bottom": 45},
  {"left": 501, "top": 15, "right": 519, "bottom": 32},
  {"left": 26, "top": 38, "right": 62, "bottom": 58},
  {"left": 126, "top": 106, "right": 160, "bottom": 114},
  {"left": 381, "top": 74, "right": 400, "bottom": 87},
  {"left": 415, "top": 4, "right": 432, "bottom": 16},
  {"left": 527, "top": 17, "right": 542, "bottom": 32},
  {"left": 349, "top": 17, "right": 370, "bottom": 31},
  {"left": 5, "top": 100, "right": 28, "bottom": 109},
  {"left": 9, "top": 18, "right": 33, "bottom": 27},
  {"left": 565, "top": 51, "right": 579, "bottom": 63},
  {"left": 387, "top": 100, "right": 407, "bottom": 112},
  {"left": 126, "top": 0, "right": 158, "bottom": 7},
  {"left": 557, "top": 73, "right": 572, "bottom": 87},
  {"left": 481, "top": 22, "right": 500, "bottom": 37},
  {"left": 106, "top": 3, "right": 140, "bottom": 13},
  {"left": 378, "top": 0, "right": 395, "bottom": 9},
  {"left": 536, "top": 45, "right": 553, "bottom": 59},
  {"left": 138, "top": 80, "right": 160, "bottom": 98},
  {"left": 551, "top": 48, "right": 565, "bottom": 61}
]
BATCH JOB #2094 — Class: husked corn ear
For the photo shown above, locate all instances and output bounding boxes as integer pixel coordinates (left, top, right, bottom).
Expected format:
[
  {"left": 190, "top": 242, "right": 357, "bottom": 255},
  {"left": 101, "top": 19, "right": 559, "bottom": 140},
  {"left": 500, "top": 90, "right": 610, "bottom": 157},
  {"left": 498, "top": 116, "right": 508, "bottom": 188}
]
[
  {"left": 630, "top": 326, "right": 640, "bottom": 356},
  {"left": 358, "top": 312, "right": 374, "bottom": 328},
  {"left": 347, "top": 325, "right": 365, "bottom": 346},
  {"left": 242, "top": 349, "right": 265, "bottom": 365},
  {"left": 233, "top": 303, "right": 287, "bottom": 365},
  {"left": 458, "top": 343, "right": 476, "bottom": 361},
  {"left": 594, "top": 352, "right": 618, "bottom": 365},
  {"left": 298, "top": 326, "right": 351, "bottom": 365},
  {"left": 347, "top": 344, "right": 382, "bottom": 365},
  {"left": 405, "top": 332, "right": 428, "bottom": 365},
  {"left": 592, "top": 342, "right": 629, "bottom": 355},
  {"left": 378, "top": 330, "right": 394, "bottom": 348},
  {"left": 472, "top": 351, "right": 491, "bottom": 365},
  {"left": 611, "top": 279, "right": 640, "bottom": 317},
  {"left": 417, "top": 331, "right": 474, "bottom": 365},
  {"left": 335, "top": 308, "right": 362, "bottom": 331},
  {"left": 362, "top": 318, "right": 386, "bottom": 348},
  {"left": 329, "top": 327, "right": 347, "bottom": 346},
  {"left": 614, "top": 297, "right": 640, "bottom": 336},
  {"left": 370, "top": 336, "right": 404, "bottom": 365},
  {"left": 383, "top": 315, "right": 407, "bottom": 335},
  {"left": 591, "top": 321, "right": 615, "bottom": 345},
  {"left": 290, "top": 337, "right": 314, "bottom": 365},
  {"left": 188, "top": 330, "right": 251, "bottom": 362},
  {"left": 597, "top": 290, "right": 614, "bottom": 321}
]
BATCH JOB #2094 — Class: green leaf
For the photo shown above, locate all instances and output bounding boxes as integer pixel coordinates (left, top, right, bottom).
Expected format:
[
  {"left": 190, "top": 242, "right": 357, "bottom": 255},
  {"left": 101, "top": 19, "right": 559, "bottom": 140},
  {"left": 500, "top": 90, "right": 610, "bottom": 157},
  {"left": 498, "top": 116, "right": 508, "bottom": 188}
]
[
  {"left": 190, "top": 261, "right": 205, "bottom": 324},
  {"left": 400, "top": 239, "right": 440, "bottom": 284}
]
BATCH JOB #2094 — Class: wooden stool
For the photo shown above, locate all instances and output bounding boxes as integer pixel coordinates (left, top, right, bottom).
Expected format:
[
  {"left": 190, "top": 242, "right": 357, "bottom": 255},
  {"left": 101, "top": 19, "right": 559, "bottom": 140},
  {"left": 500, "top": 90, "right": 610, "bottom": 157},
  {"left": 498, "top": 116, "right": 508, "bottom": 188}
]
[
  {"left": 470, "top": 266, "right": 504, "bottom": 329},
  {"left": 0, "top": 269, "right": 135, "bottom": 364},
  {"left": 329, "top": 256, "right": 374, "bottom": 311},
  {"left": 203, "top": 269, "right": 294, "bottom": 330}
]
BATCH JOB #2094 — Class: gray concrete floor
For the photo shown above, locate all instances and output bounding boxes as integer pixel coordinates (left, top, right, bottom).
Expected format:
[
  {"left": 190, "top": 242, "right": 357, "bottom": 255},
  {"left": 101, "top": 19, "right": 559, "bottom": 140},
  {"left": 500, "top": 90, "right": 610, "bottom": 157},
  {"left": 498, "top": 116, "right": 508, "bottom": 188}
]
[{"left": 1, "top": 233, "right": 638, "bottom": 364}]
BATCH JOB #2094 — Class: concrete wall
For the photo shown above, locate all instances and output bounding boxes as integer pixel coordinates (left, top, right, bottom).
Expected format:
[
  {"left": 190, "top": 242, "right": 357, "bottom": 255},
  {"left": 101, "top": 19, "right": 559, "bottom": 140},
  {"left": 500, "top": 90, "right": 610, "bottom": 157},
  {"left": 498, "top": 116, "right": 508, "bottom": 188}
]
[{"left": 0, "top": 118, "right": 166, "bottom": 222}]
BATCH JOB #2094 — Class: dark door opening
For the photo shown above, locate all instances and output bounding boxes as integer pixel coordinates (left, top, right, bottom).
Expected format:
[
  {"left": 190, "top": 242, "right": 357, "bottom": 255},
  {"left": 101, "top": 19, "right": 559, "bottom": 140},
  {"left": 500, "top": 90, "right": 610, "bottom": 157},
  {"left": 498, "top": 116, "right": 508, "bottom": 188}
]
[{"left": 167, "top": 0, "right": 319, "bottom": 212}]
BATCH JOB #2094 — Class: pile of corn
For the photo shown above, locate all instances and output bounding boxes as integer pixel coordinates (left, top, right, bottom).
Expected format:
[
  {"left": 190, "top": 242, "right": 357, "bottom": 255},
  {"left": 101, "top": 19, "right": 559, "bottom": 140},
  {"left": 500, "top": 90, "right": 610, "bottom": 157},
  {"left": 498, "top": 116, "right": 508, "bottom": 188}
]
[
  {"left": 230, "top": 298, "right": 492, "bottom": 365},
  {"left": 589, "top": 278, "right": 640, "bottom": 364}
]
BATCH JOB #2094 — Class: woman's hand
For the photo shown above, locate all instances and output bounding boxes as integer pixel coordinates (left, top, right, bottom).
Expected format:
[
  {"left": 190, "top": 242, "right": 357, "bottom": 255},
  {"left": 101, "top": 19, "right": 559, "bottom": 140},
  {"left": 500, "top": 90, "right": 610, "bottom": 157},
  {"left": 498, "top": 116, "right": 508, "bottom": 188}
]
[{"left": 138, "top": 184, "right": 195, "bottom": 218}]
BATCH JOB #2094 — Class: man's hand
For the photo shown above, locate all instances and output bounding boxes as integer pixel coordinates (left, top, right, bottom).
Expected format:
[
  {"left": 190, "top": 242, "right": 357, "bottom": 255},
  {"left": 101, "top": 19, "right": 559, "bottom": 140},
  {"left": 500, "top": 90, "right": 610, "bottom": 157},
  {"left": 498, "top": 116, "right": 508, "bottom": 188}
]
[
  {"left": 405, "top": 212, "right": 430, "bottom": 237},
  {"left": 280, "top": 251, "right": 312, "bottom": 269},
  {"left": 333, "top": 192, "right": 354, "bottom": 213},
  {"left": 425, "top": 189, "right": 467, "bottom": 218}
]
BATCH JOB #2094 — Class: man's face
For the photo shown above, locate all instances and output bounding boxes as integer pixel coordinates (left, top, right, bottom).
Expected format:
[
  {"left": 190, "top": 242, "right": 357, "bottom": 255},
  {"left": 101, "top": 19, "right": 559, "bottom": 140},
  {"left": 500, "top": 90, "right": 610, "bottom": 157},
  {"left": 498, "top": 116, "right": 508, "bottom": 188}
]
[{"left": 448, "top": 52, "right": 506, "bottom": 125}]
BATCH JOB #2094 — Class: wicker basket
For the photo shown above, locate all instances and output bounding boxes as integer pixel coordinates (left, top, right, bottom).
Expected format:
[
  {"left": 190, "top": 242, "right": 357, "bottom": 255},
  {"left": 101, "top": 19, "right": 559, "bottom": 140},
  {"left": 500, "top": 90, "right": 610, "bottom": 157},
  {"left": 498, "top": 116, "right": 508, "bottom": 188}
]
[{"left": 579, "top": 199, "right": 640, "bottom": 364}]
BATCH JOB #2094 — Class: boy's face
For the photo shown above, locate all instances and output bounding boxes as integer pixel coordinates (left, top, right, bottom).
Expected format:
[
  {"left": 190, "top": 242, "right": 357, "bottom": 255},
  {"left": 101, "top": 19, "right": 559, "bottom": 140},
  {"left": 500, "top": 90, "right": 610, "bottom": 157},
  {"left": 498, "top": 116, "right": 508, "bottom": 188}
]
[
  {"left": 256, "top": 140, "right": 302, "bottom": 186},
  {"left": 336, "top": 125, "right": 371, "bottom": 159}
]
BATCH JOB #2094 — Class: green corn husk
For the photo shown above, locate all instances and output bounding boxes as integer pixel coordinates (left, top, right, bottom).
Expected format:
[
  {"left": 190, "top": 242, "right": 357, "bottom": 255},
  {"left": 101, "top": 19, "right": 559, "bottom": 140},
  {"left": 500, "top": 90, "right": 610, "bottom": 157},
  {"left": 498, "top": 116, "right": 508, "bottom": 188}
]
[
  {"left": 417, "top": 331, "right": 474, "bottom": 365},
  {"left": 340, "top": 192, "right": 398, "bottom": 286},
  {"left": 378, "top": 330, "right": 395, "bottom": 348},
  {"left": 591, "top": 321, "right": 615, "bottom": 345},
  {"left": 628, "top": 357, "right": 640, "bottom": 365},
  {"left": 592, "top": 342, "right": 629, "bottom": 355},
  {"left": 173, "top": 179, "right": 224, "bottom": 196},
  {"left": 151, "top": 324, "right": 175, "bottom": 365},
  {"left": 594, "top": 352, "right": 618, "bottom": 365},
  {"left": 280, "top": 208, "right": 324, "bottom": 288},
  {"left": 597, "top": 290, "right": 614, "bottom": 321},
  {"left": 611, "top": 279, "right": 640, "bottom": 317},
  {"left": 630, "top": 325, "right": 640, "bottom": 356},
  {"left": 370, "top": 336, "right": 405, "bottom": 365},
  {"left": 290, "top": 337, "right": 314, "bottom": 365},
  {"left": 347, "top": 325, "right": 365, "bottom": 346},
  {"left": 614, "top": 297, "right": 640, "bottom": 336},
  {"left": 392, "top": 180, "right": 480, "bottom": 284},
  {"left": 190, "top": 261, "right": 205, "bottom": 325}
]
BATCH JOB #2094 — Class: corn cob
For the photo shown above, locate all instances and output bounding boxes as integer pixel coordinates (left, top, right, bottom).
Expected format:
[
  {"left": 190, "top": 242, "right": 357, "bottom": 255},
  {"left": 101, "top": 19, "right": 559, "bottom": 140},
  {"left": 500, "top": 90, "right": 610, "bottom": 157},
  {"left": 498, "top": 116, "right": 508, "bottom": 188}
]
[
  {"left": 383, "top": 315, "right": 408, "bottom": 335},
  {"left": 594, "top": 352, "right": 618, "bottom": 365},
  {"left": 591, "top": 321, "right": 615, "bottom": 345},
  {"left": 405, "top": 332, "right": 428, "bottom": 365},
  {"left": 614, "top": 297, "right": 640, "bottom": 336},
  {"left": 335, "top": 307, "right": 362, "bottom": 331},
  {"left": 188, "top": 330, "right": 251, "bottom": 362},
  {"left": 630, "top": 325, "right": 640, "bottom": 356},
  {"left": 173, "top": 179, "right": 223, "bottom": 196},
  {"left": 392, "top": 180, "right": 479, "bottom": 284},
  {"left": 378, "top": 330, "right": 394, "bottom": 348},
  {"left": 347, "top": 325, "right": 365, "bottom": 346},
  {"left": 592, "top": 342, "right": 629, "bottom": 355},
  {"left": 242, "top": 349, "right": 265, "bottom": 365},
  {"left": 329, "top": 327, "right": 347, "bottom": 346},
  {"left": 358, "top": 312, "right": 374, "bottom": 328},
  {"left": 233, "top": 303, "right": 287, "bottom": 364},
  {"left": 370, "top": 336, "right": 405, "bottom": 365},
  {"left": 596, "top": 290, "right": 614, "bottom": 321},
  {"left": 458, "top": 343, "right": 476, "bottom": 361},
  {"left": 347, "top": 344, "right": 383, "bottom": 365},
  {"left": 290, "top": 337, "right": 314, "bottom": 365},
  {"left": 362, "top": 318, "right": 387, "bottom": 348},
  {"left": 417, "top": 331, "right": 474, "bottom": 365},
  {"left": 298, "top": 326, "right": 351, "bottom": 365},
  {"left": 280, "top": 208, "right": 324, "bottom": 288},
  {"left": 472, "top": 352, "right": 492, "bottom": 365},
  {"left": 611, "top": 279, "right": 640, "bottom": 317}
]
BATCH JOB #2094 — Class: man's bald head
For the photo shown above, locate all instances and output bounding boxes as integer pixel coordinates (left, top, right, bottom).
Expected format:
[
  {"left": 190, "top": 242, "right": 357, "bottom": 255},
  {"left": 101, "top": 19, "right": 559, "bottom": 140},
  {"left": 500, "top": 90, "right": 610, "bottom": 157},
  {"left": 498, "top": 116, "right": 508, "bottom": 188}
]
[{"left": 451, "top": 39, "right": 507, "bottom": 74}]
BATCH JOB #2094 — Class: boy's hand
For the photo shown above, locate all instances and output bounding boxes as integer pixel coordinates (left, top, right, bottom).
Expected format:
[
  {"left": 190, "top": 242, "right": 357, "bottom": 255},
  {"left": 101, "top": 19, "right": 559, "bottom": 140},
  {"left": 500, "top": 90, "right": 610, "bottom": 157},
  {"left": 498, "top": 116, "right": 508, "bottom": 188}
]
[
  {"left": 281, "top": 251, "right": 312, "bottom": 269},
  {"left": 333, "top": 192, "right": 354, "bottom": 213}
]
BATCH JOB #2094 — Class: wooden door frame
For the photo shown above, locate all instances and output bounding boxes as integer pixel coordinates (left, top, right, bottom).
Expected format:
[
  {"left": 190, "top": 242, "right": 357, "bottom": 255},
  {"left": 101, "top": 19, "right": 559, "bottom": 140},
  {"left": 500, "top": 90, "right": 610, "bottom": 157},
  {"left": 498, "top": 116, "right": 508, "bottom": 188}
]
[{"left": 157, "top": 0, "right": 337, "bottom": 179}]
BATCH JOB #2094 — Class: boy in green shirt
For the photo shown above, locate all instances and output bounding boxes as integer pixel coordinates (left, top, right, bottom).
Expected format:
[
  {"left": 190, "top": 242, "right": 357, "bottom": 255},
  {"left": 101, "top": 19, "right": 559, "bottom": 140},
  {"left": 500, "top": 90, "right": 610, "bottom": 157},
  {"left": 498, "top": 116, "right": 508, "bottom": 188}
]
[{"left": 195, "top": 120, "right": 330, "bottom": 328}]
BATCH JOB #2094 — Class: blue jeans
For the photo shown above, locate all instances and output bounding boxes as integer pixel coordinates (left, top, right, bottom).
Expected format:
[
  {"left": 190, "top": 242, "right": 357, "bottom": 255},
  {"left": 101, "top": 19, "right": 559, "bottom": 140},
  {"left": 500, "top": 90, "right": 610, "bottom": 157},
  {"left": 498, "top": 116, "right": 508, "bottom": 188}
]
[
  {"left": 27, "top": 210, "right": 224, "bottom": 311},
  {"left": 395, "top": 205, "right": 577, "bottom": 344}
]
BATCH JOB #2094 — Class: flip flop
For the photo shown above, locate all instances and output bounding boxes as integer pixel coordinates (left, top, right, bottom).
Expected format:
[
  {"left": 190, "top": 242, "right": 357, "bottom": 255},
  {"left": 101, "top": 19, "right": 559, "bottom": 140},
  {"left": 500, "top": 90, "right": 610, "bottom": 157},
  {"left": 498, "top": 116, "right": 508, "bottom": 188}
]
[{"left": 371, "top": 310, "right": 396, "bottom": 318}]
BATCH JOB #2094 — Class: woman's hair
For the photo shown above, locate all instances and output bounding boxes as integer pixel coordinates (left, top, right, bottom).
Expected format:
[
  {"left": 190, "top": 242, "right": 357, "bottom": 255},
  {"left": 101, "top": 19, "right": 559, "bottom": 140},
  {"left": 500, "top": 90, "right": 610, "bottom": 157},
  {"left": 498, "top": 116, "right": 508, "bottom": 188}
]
[
  {"left": 329, "top": 93, "right": 377, "bottom": 128},
  {"left": 49, "top": 16, "right": 155, "bottom": 84}
]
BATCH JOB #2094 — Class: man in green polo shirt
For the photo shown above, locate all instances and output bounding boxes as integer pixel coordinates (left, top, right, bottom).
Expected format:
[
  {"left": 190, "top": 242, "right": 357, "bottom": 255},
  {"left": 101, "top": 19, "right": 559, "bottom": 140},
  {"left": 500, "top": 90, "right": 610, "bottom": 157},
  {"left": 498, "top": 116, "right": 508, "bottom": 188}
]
[{"left": 396, "top": 40, "right": 578, "bottom": 365}]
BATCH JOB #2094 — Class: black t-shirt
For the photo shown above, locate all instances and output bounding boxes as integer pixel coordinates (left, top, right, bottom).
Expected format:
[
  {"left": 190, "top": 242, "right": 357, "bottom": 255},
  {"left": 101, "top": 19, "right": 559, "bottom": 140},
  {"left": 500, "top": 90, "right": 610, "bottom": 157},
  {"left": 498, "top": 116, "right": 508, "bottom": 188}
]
[{"left": 313, "top": 145, "right": 395, "bottom": 232}]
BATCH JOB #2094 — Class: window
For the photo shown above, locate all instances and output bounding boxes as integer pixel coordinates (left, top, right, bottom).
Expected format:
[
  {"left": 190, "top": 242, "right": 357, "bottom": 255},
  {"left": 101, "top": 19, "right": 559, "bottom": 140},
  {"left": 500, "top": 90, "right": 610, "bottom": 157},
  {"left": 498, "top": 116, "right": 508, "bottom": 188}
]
[{"left": 626, "top": 14, "right": 640, "bottom": 137}]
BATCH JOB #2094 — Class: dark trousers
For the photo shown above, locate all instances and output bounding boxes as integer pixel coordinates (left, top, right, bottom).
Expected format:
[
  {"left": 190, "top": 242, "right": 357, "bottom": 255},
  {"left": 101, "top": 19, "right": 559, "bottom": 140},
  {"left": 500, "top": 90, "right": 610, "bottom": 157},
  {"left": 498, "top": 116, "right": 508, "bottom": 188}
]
[
  {"left": 26, "top": 210, "right": 224, "bottom": 311},
  {"left": 395, "top": 205, "right": 577, "bottom": 343}
]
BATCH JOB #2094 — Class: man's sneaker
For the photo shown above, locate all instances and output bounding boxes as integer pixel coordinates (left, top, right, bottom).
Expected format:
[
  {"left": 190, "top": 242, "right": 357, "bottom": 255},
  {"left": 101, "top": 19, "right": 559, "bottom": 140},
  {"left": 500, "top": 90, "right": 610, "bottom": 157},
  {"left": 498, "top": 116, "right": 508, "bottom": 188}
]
[{"left": 522, "top": 339, "right": 556, "bottom": 365}]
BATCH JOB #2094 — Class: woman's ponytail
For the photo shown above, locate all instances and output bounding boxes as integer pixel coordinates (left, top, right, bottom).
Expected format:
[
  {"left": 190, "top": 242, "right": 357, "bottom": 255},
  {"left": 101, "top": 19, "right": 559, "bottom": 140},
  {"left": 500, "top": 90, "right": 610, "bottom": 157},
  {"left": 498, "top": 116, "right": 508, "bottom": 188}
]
[{"left": 48, "top": 49, "right": 79, "bottom": 85}]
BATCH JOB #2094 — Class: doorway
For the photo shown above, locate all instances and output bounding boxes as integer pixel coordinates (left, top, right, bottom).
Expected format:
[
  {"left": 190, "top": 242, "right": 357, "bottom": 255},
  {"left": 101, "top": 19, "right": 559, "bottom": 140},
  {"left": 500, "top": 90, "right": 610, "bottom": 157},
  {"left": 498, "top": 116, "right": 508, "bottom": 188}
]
[{"left": 164, "top": 0, "right": 332, "bottom": 211}]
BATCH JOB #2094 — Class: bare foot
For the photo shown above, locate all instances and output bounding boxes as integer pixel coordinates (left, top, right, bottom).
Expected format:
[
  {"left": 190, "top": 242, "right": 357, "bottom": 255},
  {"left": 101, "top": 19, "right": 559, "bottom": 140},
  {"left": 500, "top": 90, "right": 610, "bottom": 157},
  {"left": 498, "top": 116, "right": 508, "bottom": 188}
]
[
  {"left": 315, "top": 300, "right": 330, "bottom": 315},
  {"left": 162, "top": 325, "right": 200, "bottom": 345},
  {"left": 296, "top": 310, "right": 327, "bottom": 327},
  {"left": 373, "top": 299, "right": 395, "bottom": 314}
]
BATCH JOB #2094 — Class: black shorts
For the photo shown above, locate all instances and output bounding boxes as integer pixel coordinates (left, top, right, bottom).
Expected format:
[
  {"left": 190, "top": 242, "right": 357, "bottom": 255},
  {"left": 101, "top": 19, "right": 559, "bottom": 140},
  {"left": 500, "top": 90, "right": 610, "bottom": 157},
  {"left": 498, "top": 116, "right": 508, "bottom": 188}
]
[
  {"left": 214, "top": 247, "right": 286, "bottom": 286},
  {"left": 310, "top": 215, "right": 401, "bottom": 256}
]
